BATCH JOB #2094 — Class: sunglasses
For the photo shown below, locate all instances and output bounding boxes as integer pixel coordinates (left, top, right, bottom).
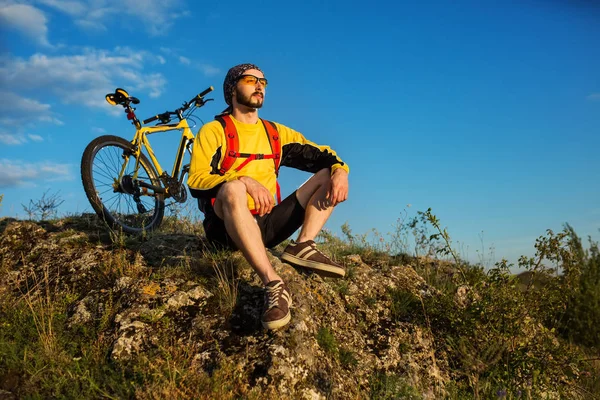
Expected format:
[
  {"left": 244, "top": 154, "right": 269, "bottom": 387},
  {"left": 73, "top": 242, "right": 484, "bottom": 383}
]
[{"left": 237, "top": 74, "right": 268, "bottom": 87}]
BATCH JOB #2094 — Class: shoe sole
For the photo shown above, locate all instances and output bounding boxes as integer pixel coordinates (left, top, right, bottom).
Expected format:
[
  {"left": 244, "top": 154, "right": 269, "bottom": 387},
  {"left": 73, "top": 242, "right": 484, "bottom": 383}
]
[
  {"left": 262, "top": 310, "right": 291, "bottom": 330},
  {"left": 280, "top": 253, "right": 345, "bottom": 278}
]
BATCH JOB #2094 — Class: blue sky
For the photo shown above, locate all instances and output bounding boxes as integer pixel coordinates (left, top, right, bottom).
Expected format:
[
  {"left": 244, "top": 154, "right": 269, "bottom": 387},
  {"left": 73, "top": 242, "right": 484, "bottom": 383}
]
[{"left": 1, "top": 0, "right": 598, "bottom": 268}]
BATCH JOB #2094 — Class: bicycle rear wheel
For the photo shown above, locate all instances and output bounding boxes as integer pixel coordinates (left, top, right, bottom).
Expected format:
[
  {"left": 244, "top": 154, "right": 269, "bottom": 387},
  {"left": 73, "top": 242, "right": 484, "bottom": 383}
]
[{"left": 81, "top": 135, "right": 165, "bottom": 234}]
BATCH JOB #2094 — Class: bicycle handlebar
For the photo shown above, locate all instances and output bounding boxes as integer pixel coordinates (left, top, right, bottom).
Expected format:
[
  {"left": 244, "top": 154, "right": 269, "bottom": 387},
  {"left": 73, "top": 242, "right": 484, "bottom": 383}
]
[
  {"left": 193, "top": 86, "right": 214, "bottom": 103},
  {"left": 142, "top": 86, "right": 214, "bottom": 125},
  {"left": 142, "top": 113, "right": 165, "bottom": 125}
]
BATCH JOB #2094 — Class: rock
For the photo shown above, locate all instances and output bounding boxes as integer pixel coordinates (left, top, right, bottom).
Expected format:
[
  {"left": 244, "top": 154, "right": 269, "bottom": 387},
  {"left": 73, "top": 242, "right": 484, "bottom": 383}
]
[
  {"left": 167, "top": 291, "right": 193, "bottom": 309},
  {"left": 114, "top": 276, "right": 133, "bottom": 291},
  {"left": 111, "top": 321, "right": 148, "bottom": 360},
  {"left": 187, "top": 285, "right": 212, "bottom": 301},
  {"left": 68, "top": 297, "right": 93, "bottom": 327},
  {"left": 455, "top": 285, "right": 470, "bottom": 308},
  {"left": 301, "top": 388, "right": 325, "bottom": 400}
]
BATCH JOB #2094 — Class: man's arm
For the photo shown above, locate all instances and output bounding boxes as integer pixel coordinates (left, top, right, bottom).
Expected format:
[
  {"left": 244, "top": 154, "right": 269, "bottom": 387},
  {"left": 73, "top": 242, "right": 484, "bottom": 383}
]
[
  {"left": 274, "top": 122, "right": 349, "bottom": 174},
  {"left": 274, "top": 122, "right": 349, "bottom": 206},
  {"left": 328, "top": 168, "right": 348, "bottom": 206},
  {"left": 188, "top": 121, "right": 230, "bottom": 200},
  {"left": 237, "top": 176, "right": 274, "bottom": 216}
]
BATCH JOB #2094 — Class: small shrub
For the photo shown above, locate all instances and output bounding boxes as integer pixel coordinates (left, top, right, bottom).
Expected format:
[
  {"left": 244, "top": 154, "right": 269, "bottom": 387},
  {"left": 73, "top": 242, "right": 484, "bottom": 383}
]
[
  {"left": 316, "top": 326, "right": 337, "bottom": 354},
  {"left": 21, "top": 190, "right": 64, "bottom": 221},
  {"left": 365, "top": 296, "right": 377, "bottom": 307},
  {"left": 339, "top": 347, "right": 358, "bottom": 369},
  {"left": 334, "top": 280, "right": 349, "bottom": 296},
  {"left": 388, "top": 288, "right": 421, "bottom": 322},
  {"left": 369, "top": 372, "right": 421, "bottom": 400}
]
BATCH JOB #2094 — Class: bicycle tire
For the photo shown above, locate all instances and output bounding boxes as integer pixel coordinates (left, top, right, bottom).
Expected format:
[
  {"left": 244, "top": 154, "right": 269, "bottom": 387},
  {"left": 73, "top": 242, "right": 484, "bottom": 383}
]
[{"left": 81, "top": 135, "right": 165, "bottom": 234}]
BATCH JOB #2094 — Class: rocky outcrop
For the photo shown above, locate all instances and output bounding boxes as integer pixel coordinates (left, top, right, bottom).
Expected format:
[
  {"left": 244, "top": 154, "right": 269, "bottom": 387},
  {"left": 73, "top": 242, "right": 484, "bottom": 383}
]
[{"left": 0, "top": 218, "right": 451, "bottom": 399}]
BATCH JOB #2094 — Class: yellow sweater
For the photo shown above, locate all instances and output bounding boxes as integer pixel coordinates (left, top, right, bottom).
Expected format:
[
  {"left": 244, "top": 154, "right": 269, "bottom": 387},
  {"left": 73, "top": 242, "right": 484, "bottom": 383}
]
[{"left": 188, "top": 115, "right": 349, "bottom": 212}]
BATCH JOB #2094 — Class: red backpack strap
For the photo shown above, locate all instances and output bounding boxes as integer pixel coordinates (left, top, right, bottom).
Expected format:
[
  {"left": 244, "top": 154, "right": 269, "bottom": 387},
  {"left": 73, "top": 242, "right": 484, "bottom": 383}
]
[
  {"left": 215, "top": 115, "right": 239, "bottom": 176},
  {"left": 260, "top": 119, "right": 281, "bottom": 175},
  {"left": 261, "top": 119, "right": 282, "bottom": 203}
]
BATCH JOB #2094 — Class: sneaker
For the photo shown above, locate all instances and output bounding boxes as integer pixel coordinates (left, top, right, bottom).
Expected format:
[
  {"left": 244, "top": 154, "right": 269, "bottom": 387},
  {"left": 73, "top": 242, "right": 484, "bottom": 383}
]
[
  {"left": 261, "top": 280, "right": 292, "bottom": 330},
  {"left": 281, "top": 240, "right": 345, "bottom": 278}
]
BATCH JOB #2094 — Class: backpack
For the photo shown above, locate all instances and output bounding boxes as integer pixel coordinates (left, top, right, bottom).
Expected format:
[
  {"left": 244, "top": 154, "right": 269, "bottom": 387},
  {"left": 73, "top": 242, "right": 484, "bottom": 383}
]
[{"left": 212, "top": 114, "right": 282, "bottom": 207}]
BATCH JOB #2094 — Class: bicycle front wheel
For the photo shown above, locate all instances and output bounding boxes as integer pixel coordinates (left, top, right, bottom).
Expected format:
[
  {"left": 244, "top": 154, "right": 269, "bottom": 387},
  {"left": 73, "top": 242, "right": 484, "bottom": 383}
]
[{"left": 81, "top": 135, "right": 165, "bottom": 234}]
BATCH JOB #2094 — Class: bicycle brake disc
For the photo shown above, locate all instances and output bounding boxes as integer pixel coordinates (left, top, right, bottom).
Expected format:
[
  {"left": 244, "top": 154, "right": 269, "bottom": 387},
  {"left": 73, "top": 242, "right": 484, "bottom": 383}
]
[{"left": 119, "top": 175, "right": 136, "bottom": 195}]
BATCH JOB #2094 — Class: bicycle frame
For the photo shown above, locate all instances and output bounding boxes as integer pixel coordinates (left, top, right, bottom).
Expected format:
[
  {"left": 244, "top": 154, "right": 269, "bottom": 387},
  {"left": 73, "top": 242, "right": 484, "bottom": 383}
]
[{"left": 117, "top": 119, "right": 195, "bottom": 198}]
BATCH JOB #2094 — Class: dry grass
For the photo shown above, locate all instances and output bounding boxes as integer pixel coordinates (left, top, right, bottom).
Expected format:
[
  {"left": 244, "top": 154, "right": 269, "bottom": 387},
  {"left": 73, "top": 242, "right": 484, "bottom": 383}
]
[{"left": 202, "top": 247, "right": 240, "bottom": 318}]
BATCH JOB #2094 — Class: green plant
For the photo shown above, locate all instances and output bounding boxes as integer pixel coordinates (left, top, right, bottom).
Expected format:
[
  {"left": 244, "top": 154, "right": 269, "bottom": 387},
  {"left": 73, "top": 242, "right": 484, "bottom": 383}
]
[
  {"left": 365, "top": 296, "right": 377, "bottom": 307},
  {"left": 316, "top": 326, "right": 337, "bottom": 355},
  {"left": 339, "top": 347, "right": 358, "bottom": 369},
  {"left": 420, "top": 208, "right": 468, "bottom": 283},
  {"left": 334, "top": 280, "right": 349, "bottom": 296},
  {"left": 388, "top": 288, "right": 421, "bottom": 322},
  {"left": 558, "top": 226, "right": 600, "bottom": 349},
  {"left": 369, "top": 372, "right": 421, "bottom": 400}
]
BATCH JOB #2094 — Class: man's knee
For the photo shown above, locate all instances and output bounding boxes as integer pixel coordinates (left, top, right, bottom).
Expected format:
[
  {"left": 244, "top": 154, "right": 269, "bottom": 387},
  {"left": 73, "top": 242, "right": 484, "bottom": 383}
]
[
  {"left": 296, "top": 168, "right": 331, "bottom": 208},
  {"left": 314, "top": 168, "right": 331, "bottom": 184},
  {"left": 215, "top": 180, "right": 247, "bottom": 214}
]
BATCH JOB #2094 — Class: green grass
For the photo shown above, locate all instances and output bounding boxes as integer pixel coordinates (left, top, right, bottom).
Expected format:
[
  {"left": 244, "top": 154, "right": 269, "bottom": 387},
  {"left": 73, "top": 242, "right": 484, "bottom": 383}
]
[{"left": 369, "top": 372, "right": 421, "bottom": 400}]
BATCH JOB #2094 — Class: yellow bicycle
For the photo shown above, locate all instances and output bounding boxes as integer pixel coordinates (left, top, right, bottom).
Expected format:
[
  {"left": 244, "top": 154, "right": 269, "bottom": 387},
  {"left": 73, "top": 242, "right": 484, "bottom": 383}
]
[{"left": 80, "top": 86, "right": 214, "bottom": 233}]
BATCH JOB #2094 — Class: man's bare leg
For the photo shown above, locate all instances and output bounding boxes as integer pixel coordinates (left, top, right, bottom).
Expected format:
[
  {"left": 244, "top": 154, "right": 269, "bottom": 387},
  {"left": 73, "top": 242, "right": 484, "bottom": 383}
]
[
  {"left": 294, "top": 168, "right": 335, "bottom": 243},
  {"left": 213, "top": 180, "right": 281, "bottom": 285}
]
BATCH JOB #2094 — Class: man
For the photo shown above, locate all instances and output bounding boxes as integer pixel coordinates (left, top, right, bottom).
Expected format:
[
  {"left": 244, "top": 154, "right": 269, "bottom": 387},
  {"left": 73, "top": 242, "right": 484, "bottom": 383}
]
[{"left": 188, "top": 63, "right": 349, "bottom": 330}]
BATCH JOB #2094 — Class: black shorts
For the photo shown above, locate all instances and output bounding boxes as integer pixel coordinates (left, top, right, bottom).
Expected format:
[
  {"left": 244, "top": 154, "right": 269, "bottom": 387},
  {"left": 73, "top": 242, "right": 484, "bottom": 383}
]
[{"left": 203, "top": 191, "right": 305, "bottom": 250}]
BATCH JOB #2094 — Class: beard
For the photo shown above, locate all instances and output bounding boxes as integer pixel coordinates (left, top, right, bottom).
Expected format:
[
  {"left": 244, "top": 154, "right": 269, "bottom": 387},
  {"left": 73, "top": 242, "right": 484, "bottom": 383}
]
[{"left": 236, "top": 91, "right": 264, "bottom": 109}]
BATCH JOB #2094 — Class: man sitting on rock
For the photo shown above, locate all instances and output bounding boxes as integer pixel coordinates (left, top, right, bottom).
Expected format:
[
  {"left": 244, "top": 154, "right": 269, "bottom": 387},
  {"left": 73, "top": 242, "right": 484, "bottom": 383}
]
[{"left": 188, "top": 63, "right": 350, "bottom": 330}]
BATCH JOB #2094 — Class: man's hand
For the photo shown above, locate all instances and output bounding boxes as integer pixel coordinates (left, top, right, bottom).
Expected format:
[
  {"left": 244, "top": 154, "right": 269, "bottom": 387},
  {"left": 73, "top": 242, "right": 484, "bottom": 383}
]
[
  {"left": 327, "top": 168, "right": 349, "bottom": 207},
  {"left": 238, "top": 176, "right": 274, "bottom": 216}
]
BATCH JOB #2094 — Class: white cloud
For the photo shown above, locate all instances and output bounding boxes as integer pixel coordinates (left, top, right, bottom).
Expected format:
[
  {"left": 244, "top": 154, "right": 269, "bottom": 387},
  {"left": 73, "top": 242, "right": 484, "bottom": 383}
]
[
  {"left": 39, "top": 115, "right": 64, "bottom": 125},
  {"left": 0, "top": 3, "right": 51, "bottom": 46},
  {"left": 0, "top": 130, "right": 43, "bottom": 146},
  {"left": 35, "top": 0, "right": 188, "bottom": 36},
  {"left": 0, "top": 92, "right": 62, "bottom": 144},
  {"left": 0, "top": 48, "right": 167, "bottom": 145},
  {"left": 198, "top": 63, "right": 221, "bottom": 76},
  {"left": 0, "top": 91, "right": 51, "bottom": 114},
  {"left": 160, "top": 48, "right": 221, "bottom": 76},
  {"left": 74, "top": 18, "right": 106, "bottom": 31},
  {"left": 587, "top": 93, "right": 600, "bottom": 101},
  {"left": 0, "top": 49, "right": 168, "bottom": 110},
  {"left": 37, "top": 0, "right": 86, "bottom": 16},
  {"left": 0, "top": 132, "right": 26, "bottom": 145},
  {"left": 0, "top": 158, "right": 73, "bottom": 187}
]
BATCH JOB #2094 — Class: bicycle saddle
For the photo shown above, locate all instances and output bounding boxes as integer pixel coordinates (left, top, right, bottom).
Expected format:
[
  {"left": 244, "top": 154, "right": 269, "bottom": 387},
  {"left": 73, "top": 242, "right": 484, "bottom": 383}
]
[{"left": 105, "top": 88, "right": 140, "bottom": 106}]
